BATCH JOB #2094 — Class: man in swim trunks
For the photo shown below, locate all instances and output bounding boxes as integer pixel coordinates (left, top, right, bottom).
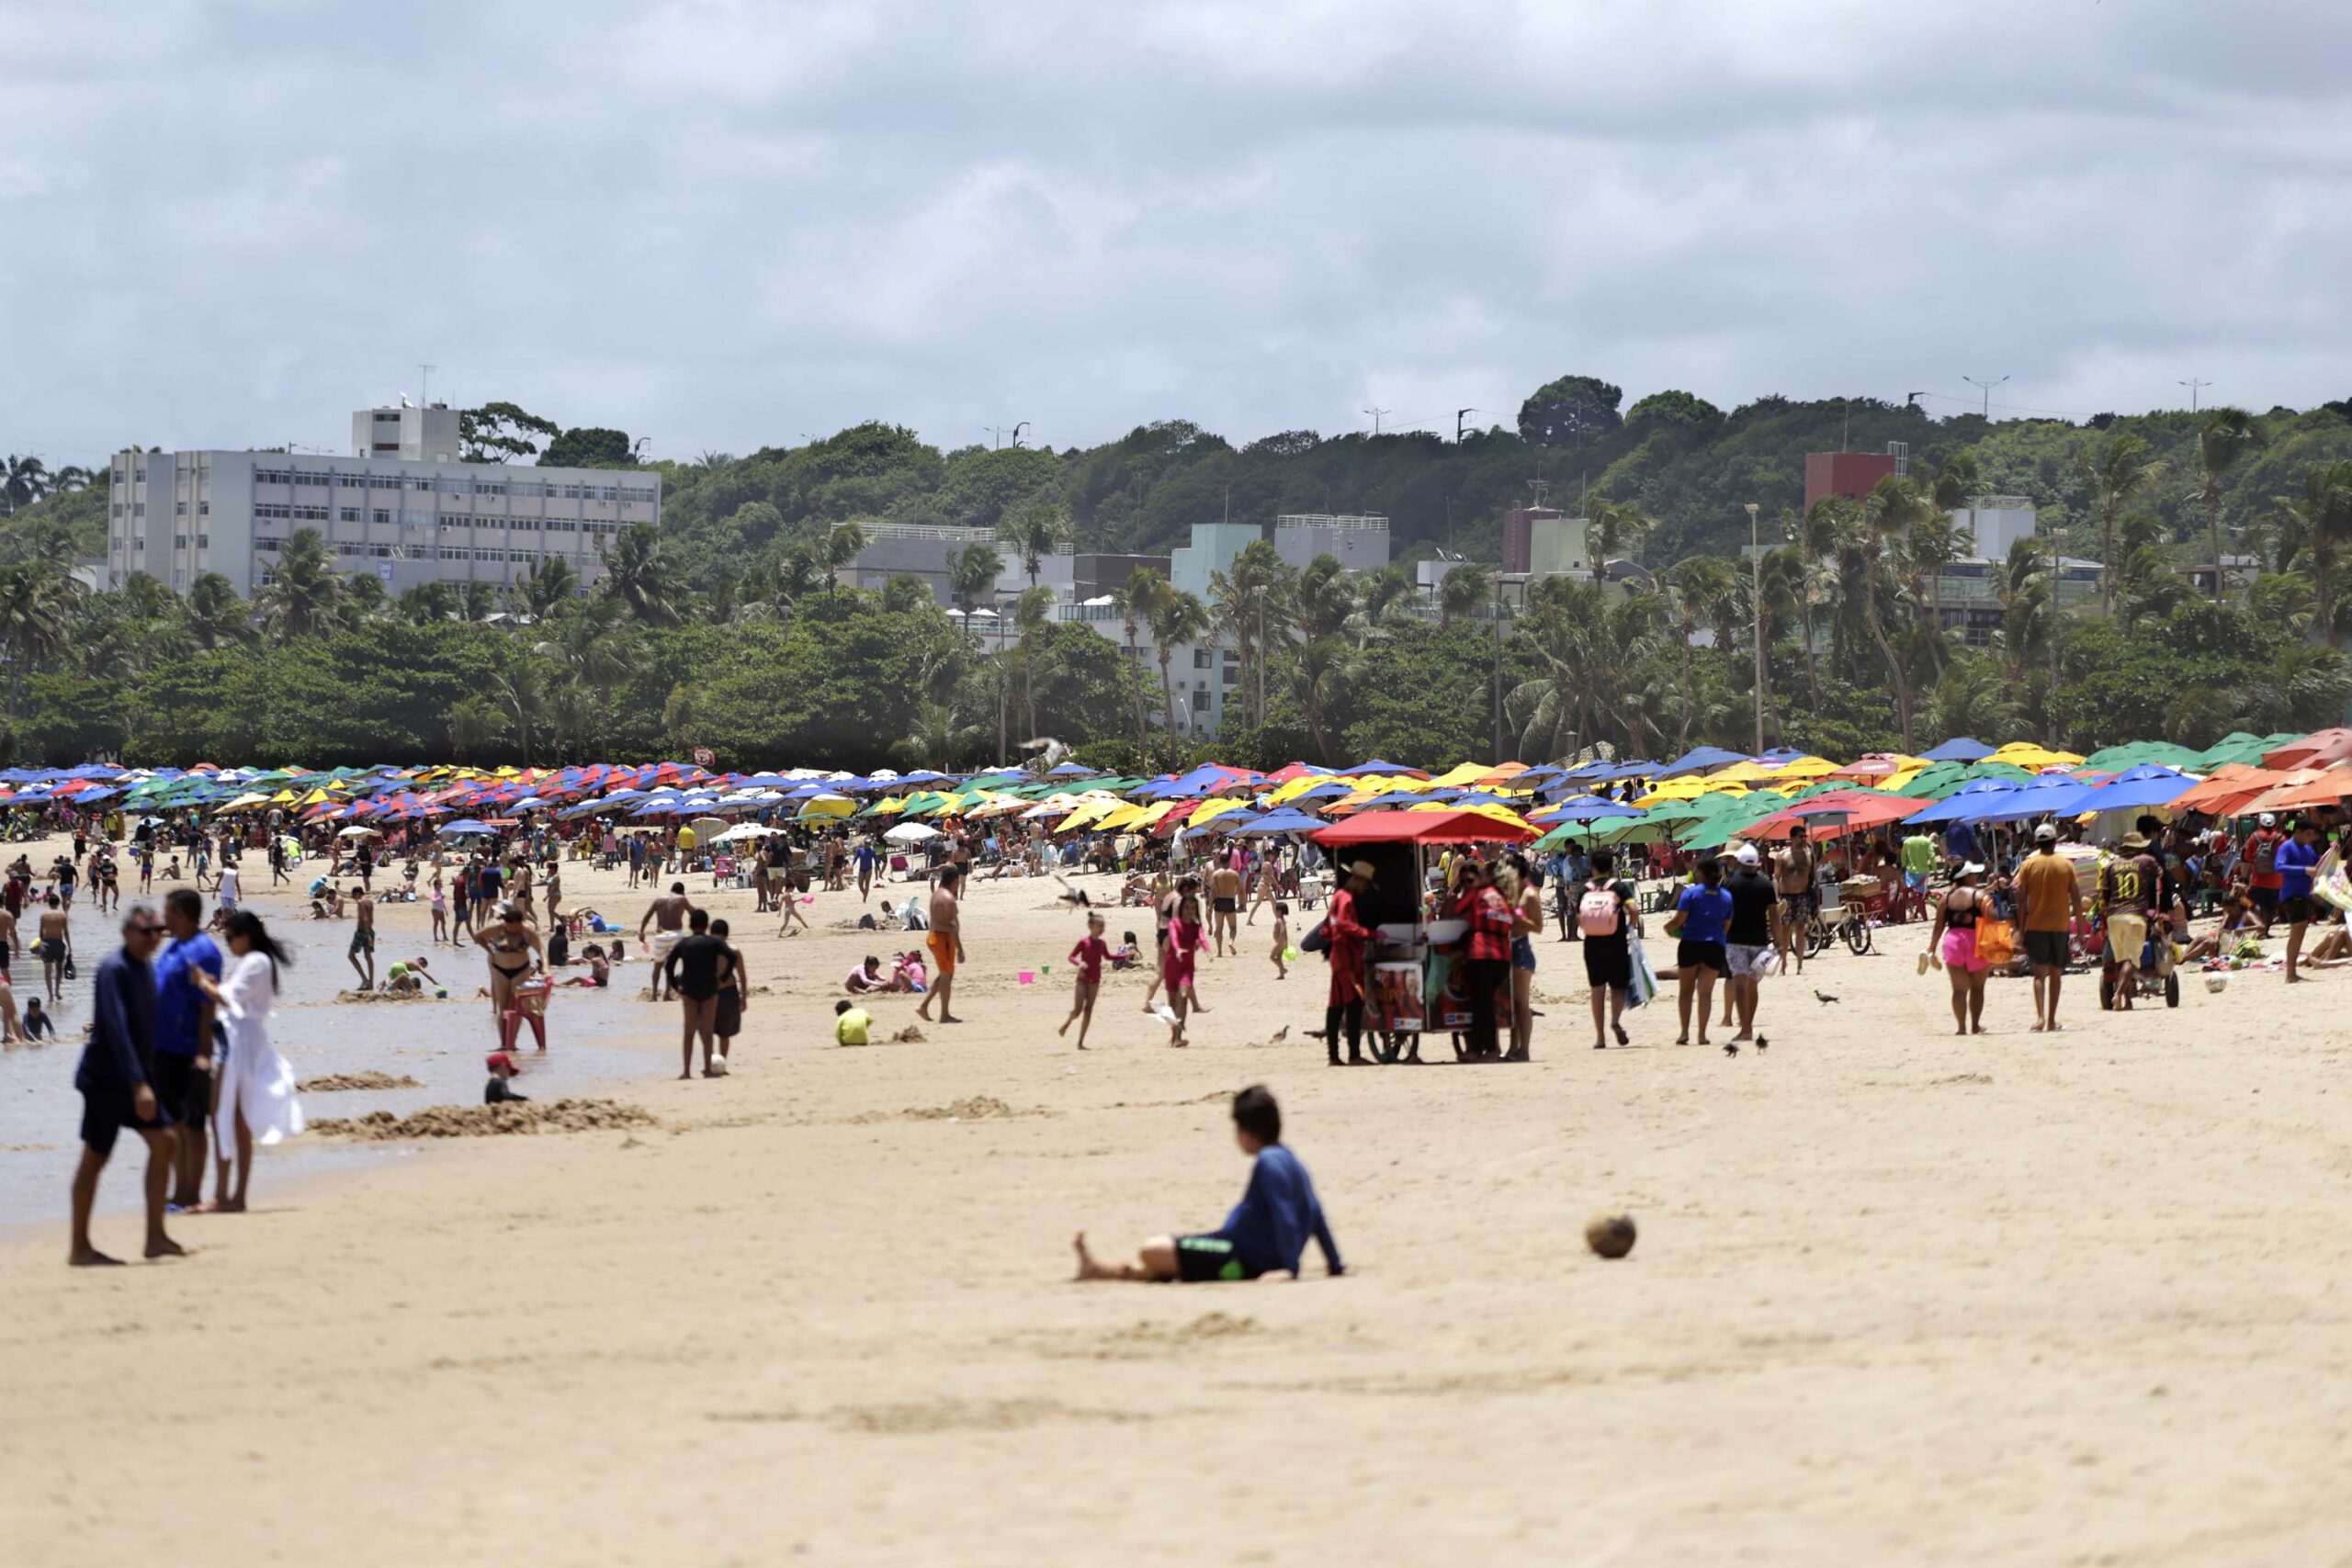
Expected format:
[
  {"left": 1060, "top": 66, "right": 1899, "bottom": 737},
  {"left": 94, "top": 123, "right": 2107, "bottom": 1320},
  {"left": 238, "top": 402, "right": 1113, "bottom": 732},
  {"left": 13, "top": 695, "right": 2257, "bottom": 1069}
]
[
  {"left": 346, "top": 886, "right": 377, "bottom": 989},
  {"left": 1771, "top": 824, "right": 1816, "bottom": 976},
  {"left": 638, "top": 882, "right": 695, "bottom": 1001},
  {"left": 661, "top": 908, "right": 737, "bottom": 1078},
  {"left": 1208, "top": 862, "right": 1242, "bottom": 957},
  {"left": 39, "top": 892, "right": 70, "bottom": 1003},
  {"left": 917, "top": 865, "right": 965, "bottom": 1025}
]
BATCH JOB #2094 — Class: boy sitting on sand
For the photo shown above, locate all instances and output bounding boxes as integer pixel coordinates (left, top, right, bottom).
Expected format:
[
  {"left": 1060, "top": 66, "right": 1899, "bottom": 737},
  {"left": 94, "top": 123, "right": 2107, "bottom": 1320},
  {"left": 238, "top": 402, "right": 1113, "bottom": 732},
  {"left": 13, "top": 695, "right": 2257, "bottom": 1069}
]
[
  {"left": 1074, "top": 1086, "right": 1344, "bottom": 1283},
  {"left": 834, "top": 998, "right": 872, "bottom": 1047}
]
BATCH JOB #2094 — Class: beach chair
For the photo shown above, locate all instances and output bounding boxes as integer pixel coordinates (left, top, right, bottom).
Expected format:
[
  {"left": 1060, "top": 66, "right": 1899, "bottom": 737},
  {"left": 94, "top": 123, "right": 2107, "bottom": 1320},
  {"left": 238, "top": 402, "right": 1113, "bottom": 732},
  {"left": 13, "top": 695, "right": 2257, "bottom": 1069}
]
[{"left": 501, "top": 975, "right": 552, "bottom": 1053}]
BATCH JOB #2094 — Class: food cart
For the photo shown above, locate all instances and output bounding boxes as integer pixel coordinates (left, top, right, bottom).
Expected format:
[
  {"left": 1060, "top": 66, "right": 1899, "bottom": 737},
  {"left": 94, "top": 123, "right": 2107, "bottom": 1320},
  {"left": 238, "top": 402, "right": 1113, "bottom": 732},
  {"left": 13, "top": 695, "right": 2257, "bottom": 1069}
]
[{"left": 1306, "top": 808, "right": 1541, "bottom": 1064}]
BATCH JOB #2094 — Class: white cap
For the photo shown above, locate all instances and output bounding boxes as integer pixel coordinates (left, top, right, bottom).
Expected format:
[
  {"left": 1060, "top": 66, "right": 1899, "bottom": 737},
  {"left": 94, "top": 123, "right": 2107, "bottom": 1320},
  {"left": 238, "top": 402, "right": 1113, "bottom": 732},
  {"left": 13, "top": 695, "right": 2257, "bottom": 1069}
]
[
  {"left": 1733, "top": 844, "right": 1760, "bottom": 866},
  {"left": 2260, "top": 813, "right": 2277, "bottom": 826},
  {"left": 2034, "top": 823, "right": 2057, "bottom": 841},
  {"left": 1960, "top": 861, "right": 1987, "bottom": 877}
]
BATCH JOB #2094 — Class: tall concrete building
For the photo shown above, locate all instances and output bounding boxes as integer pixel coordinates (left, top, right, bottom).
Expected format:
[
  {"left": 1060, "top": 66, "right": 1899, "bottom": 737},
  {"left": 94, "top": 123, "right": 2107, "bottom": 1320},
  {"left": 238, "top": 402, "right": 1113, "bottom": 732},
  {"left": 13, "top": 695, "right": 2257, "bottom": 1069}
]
[
  {"left": 1273, "top": 513, "right": 1388, "bottom": 574},
  {"left": 106, "top": 404, "right": 661, "bottom": 598}
]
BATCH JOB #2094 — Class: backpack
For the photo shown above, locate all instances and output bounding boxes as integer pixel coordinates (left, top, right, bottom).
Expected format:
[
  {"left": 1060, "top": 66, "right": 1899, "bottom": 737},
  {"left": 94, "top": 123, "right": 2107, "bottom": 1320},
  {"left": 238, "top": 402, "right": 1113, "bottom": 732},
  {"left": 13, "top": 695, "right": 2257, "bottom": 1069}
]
[
  {"left": 1577, "top": 884, "right": 1622, "bottom": 937},
  {"left": 2253, "top": 833, "right": 2278, "bottom": 874}
]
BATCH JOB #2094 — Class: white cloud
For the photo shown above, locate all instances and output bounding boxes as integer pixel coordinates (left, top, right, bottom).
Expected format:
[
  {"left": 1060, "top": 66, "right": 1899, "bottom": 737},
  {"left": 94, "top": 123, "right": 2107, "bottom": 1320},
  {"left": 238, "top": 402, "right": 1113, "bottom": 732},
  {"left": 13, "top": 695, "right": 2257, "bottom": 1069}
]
[{"left": 5, "top": 0, "right": 2352, "bottom": 465}]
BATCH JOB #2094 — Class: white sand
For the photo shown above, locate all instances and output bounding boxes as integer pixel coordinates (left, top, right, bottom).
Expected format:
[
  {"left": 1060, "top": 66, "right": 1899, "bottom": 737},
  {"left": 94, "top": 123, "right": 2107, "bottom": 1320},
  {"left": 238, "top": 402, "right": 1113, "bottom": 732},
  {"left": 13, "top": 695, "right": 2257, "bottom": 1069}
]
[{"left": 6, "top": 850, "right": 2349, "bottom": 1564}]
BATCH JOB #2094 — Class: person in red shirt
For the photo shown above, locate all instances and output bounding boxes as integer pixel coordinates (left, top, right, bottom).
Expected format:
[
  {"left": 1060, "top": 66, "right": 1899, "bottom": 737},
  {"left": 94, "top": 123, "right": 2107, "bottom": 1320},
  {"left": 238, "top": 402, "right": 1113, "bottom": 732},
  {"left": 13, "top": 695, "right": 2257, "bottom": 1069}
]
[
  {"left": 1454, "top": 859, "right": 1515, "bottom": 1061},
  {"left": 1321, "top": 861, "right": 1374, "bottom": 1066},
  {"left": 2243, "top": 814, "right": 2286, "bottom": 936},
  {"left": 1058, "top": 911, "right": 1109, "bottom": 1050}
]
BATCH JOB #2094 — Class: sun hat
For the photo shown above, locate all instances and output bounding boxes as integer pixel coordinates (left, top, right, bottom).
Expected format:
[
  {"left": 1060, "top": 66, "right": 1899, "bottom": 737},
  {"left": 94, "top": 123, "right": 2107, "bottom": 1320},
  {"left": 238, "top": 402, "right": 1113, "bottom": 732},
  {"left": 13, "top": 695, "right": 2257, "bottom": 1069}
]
[
  {"left": 2120, "top": 832, "right": 2149, "bottom": 850},
  {"left": 1345, "top": 861, "right": 1377, "bottom": 882},
  {"left": 1959, "top": 861, "right": 1987, "bottom": 877}
]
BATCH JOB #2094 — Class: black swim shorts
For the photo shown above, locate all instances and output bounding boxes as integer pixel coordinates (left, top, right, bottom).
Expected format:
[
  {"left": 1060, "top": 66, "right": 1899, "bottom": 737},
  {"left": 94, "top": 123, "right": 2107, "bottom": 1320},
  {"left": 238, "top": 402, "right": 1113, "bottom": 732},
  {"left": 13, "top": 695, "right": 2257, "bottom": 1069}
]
[
  {"left": 2023, "top": 930, "right": 2070, "bottom": 969},
  {"left": 80, "top": 1085, "right": 170, "bottom": 1158},
  {"left": 153, "top": 1052, "right": 213, "bottom": 1126},
  {"left": 1173, "top": 1234, "right": 1261, "bottom": 1282}
]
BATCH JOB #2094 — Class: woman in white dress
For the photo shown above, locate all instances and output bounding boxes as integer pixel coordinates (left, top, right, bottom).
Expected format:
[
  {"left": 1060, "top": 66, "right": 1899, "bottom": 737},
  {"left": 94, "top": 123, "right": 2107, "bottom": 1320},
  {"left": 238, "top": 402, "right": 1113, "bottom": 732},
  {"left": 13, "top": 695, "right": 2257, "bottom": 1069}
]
[{"left": 191, "top": 910, "right": 302, "bottom": 1213}]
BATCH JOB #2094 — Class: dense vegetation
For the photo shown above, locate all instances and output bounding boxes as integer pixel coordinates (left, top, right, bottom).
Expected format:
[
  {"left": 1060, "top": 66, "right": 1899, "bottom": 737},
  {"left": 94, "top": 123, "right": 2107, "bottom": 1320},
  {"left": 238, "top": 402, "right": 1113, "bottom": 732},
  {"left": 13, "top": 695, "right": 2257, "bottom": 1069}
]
[{"left": 6, "top": 375, "right": 2352, "bottom": 770}]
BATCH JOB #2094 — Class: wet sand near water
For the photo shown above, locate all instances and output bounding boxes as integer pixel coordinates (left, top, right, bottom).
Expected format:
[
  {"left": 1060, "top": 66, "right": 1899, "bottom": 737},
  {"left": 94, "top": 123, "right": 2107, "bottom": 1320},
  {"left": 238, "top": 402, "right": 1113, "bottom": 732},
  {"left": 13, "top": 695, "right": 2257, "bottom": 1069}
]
[{"left": 5, "top": 844, "right": 2352, "bottom": 1563}]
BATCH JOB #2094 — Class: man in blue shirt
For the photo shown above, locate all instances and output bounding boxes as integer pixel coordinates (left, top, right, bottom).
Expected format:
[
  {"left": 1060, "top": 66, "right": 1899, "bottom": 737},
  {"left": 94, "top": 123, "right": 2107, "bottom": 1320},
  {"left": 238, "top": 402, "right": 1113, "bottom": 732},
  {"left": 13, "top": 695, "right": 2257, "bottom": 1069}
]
[
  {"left": 1944, "top": 821, "right": 1983, "bottom": 875},
  {"left": 1074, "top": 1086, "right": 1343, "bottom": 1282},
  {"left": 70, "top": 904, "right": 183, "bottom": 1266},
  {"left": 2278, "top": 820, "right": 2324, "bottom": 984},
  {"left": 152, "top": 888, "right": 222, "bottom": 1211}
]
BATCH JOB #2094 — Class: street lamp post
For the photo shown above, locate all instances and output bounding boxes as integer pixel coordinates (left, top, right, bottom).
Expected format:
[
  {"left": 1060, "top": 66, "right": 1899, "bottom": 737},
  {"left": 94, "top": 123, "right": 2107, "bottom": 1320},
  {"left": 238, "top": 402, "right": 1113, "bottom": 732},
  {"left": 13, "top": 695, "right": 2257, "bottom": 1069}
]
[
  {"left": 1491, "top": 577, "right": 1509, "bottom": 765},
  {"left": 1746, "top": 502, "right": 1765, "bottom": 753}
]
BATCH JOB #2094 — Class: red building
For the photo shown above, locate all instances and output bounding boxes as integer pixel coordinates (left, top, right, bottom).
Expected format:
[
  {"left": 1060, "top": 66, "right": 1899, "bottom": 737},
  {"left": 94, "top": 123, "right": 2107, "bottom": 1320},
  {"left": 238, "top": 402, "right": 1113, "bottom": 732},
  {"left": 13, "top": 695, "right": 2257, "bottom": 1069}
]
[{"left": 1803, "top": 452, "right": 1896, "bottom": 516}]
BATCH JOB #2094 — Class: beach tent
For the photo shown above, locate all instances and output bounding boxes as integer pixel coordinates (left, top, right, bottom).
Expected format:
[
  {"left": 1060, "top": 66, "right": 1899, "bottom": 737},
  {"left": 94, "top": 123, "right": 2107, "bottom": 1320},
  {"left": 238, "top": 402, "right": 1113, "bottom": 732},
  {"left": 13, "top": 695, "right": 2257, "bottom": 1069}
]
[
  {"left": 1310, "top": 807, "right": 1537, "bottom": 847},
  {"left": 1340, "top": 760, "right": 1430, "bottom": 779},
  {"left": 1917, "top": 738, "right": 1993, "bottom": 762}
]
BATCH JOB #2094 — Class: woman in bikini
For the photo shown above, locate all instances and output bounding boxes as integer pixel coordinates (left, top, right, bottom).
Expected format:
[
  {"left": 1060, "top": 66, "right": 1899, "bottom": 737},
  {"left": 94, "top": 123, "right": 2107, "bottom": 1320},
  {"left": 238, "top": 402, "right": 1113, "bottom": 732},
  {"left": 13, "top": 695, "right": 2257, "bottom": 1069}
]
[{"left": 471, "top": 904, "right": 546, "bottom": 1027}]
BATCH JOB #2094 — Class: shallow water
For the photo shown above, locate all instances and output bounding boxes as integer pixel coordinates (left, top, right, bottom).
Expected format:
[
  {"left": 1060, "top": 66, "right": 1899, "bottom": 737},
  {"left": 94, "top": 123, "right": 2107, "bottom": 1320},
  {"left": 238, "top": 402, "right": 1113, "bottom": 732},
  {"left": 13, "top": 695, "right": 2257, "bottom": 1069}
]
[{"left": 0, "top": 883, "right": 655, "bottom": 1234}]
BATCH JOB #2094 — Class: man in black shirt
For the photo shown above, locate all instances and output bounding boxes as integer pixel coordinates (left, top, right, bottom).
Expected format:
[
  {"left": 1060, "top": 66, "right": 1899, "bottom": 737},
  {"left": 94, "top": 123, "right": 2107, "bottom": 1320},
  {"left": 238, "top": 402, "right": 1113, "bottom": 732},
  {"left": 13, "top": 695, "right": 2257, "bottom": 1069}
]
[
  {"left": 1723, "top": 844, "right": 1778, "bottom": 1044},
  {"left": 662, "top": 908, "right": 738, "bottom": 1079}
]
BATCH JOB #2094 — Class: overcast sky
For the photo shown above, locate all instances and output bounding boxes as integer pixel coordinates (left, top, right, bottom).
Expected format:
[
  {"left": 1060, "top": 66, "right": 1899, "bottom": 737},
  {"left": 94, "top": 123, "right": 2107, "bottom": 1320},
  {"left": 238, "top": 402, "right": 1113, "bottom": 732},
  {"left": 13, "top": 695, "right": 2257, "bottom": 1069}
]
[{"left": 6, "top": 1, "right": 2350, "bottom": 464}]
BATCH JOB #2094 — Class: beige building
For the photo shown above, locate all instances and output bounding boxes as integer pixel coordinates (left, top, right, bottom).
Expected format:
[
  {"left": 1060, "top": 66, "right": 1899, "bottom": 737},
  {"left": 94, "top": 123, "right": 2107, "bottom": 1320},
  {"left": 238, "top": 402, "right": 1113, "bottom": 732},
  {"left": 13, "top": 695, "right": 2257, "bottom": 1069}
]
[{"left": 106, "top": 403, "right": 661, "bottom": 599}]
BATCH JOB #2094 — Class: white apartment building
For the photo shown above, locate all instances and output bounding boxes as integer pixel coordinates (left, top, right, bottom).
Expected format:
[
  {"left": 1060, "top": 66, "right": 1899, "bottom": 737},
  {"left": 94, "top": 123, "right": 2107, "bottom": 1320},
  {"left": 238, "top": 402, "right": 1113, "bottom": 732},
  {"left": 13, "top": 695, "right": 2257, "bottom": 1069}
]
[{"left": 106, "top": 404, "right": 661, "bottom": 598}]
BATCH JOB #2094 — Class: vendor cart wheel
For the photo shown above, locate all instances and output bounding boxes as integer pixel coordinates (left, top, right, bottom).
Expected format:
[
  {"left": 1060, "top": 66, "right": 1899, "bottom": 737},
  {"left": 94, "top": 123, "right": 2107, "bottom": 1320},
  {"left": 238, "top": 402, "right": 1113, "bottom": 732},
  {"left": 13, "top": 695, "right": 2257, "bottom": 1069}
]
[
  {"left": 2164, "top": 972, "right": 2180, "bottom": 1009},
  {"left": 1842, "top": 917, "right": 1872, "bottom": 956},
  {"left": 1806, "top": 923, "right": 1833, "bottom": 959}
]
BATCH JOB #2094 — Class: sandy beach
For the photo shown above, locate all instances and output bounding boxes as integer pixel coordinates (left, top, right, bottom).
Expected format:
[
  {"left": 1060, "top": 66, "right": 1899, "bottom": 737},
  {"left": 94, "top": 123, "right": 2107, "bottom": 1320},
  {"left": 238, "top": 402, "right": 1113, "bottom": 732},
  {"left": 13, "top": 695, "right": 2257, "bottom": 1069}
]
[{"left": 6, "top": 845, "right": 2352, "bottom": 1564}]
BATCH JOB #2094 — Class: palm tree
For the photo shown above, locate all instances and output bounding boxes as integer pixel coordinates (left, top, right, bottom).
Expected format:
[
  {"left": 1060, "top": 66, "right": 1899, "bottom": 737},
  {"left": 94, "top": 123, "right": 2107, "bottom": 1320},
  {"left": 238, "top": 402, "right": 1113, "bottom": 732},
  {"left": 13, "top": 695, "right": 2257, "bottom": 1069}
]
[
  {"left": 534, "top": 596, "right": 639, "bottom": 755},
  {"left": 49, "top": 464, "right": 95, "bottom": 493},
  {"left": 0, "top": 559, "right": 75, "bottom": 713},
  {"left": 516, "top": 556, "right": 580, "bottom": 620},
  {"left": 490, "top": 645, "right": 550, "bottom": 763},
  {"left": 2196, "top": 408, "right": 2267, "bottom": 604},
  {"left": 1584, "top": 497, "right": 1653, "bottom": 580},
  {"left": 1438, "top": 559, "right": 1492, "bottom": 629},
  {"left": 996, "top": 498, "right": 1070, "bottom": 592},
  {"left": 461, "top": 581, "right": 499, "bottom": 623},
  {"left": 1289, "top": 635, "right": 1348, "bottom": 762},
  {"left": 1208, "top": 540, "right": 1292, "bottom": 729},
  {"left": 118, "top": 572, "right": 175, "bottom": 622},
  {"left": 1012, "top": 583, "right": 1056, "bottom": 746},
  {"left": 2273, "top": 460, "right": 2352, "bottom": 648},
  {"left": 1288, "top": 555, "right": 1359, "bottom": 644},
  {"left": 892, "top": 701, "right": 988, "bottom": 772},
  {"left": 1146, "top": 585, "right": 1212, "bottom": 750},
  {"left": 595, "top": 523, "right": 683, "bottom": 626},
  {"left": 340, "top": 571, "right": 390, "bottom": 627},
  {"left": 1, "top": 455, "right": 50, "bottom": 514},
  {"left": 1348, "top": 564, "right": 1413, "bottom": 644},
  {"left": 946, "top": 541, "right": 1004, "bottom": 615},
  {"left": 1110, "top": 568, "right": 1160, "bottom": 768},
  {"left": 255, "top": 529, "right": 342, "bottom": 644},
  {"left": 820, "top": 521, "right": 868, "bottom": 594},
  {"left": 1790, "top": 498, "right": 1849, "bottom": 712},
  {"left": 184, "top": 571, "right": 250, "bottom": 649},
  {"left": 1856, "top": 477, "right": 1938, "bottom": 747},
  {"left": 2078, "top": 432, "right": 2163, "bottom": 614},
  {"left": 447, "top": 695, "right": 503, "bottom": 763}
]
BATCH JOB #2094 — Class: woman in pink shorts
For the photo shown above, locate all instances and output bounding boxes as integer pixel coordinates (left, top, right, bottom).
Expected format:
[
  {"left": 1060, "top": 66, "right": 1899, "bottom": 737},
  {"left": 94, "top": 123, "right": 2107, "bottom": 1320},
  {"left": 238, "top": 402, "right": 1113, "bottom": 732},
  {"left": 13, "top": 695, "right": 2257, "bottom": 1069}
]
[{"left": 1928, "top": 861, "right": 1991, "bottom": 1037}]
